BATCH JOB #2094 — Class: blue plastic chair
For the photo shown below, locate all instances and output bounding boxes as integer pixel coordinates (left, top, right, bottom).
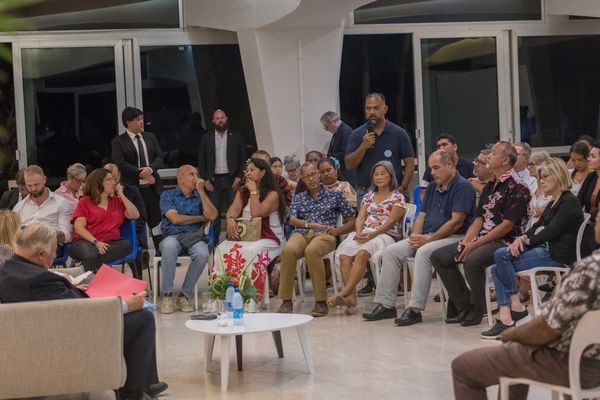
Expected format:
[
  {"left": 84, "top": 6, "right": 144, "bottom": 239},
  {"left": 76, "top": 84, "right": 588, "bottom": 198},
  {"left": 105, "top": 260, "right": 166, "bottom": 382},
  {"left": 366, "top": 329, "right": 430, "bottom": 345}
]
[
  {"left": 412, "top": 184, "right": 421, "bottom": 217},
  {"left": 107, "top": 219, "right": 138, "bottom": 272}
]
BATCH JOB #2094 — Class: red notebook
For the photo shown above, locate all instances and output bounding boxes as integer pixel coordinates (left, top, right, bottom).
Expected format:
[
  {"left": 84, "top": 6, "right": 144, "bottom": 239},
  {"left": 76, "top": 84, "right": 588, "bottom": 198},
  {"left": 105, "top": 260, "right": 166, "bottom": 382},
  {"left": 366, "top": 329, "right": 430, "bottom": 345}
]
[{"left": 85, "top": 264, "right": 147, "bottom": 301}]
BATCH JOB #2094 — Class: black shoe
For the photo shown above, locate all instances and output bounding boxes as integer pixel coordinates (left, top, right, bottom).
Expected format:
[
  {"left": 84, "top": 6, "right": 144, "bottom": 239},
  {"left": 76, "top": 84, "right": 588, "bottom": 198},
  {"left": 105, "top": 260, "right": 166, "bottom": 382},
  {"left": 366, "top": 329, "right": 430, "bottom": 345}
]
[
  {"left": 460, "top": 305, "right": 485, "bottom": 327},
  {"left": 480, "top": 320, "right": 514, "bottom": 340},
  {"left": 446, "top": 306, "right": 470, "bottom": 324},
  {"left": 357, "top": 283, "right": 375, "bottom": 297},
  {"left": 511, "top": 308, "right": 529, "bottom": 325},
  {"left": 538, "top": 281, "right": 555, "bottom": 293},
  {"left": 394, "top": 308, "right": 422, "bottom": 326},
  {"left": 147, "top": 381, "right": 168, "bottom": 397},
  {"left": 362, "top": 304, "right": 397, "bottom": 321}
]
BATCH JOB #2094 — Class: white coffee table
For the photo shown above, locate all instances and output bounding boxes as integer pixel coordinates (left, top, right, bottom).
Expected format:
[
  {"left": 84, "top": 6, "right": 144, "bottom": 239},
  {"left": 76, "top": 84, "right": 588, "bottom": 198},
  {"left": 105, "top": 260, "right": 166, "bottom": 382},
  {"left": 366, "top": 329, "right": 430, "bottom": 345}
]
[{"left": 185, "top": 313, "right": 314, "bottom": 392}]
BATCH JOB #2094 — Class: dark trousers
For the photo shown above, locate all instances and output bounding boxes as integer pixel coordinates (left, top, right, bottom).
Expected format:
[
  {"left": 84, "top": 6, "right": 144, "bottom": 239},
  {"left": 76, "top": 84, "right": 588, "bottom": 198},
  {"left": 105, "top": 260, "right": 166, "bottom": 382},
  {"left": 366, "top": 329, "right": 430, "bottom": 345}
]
[
  {"left": 139, "top": 186, "right": 162, "bottom": 248},
  {"left": 431, "top": 240, "right": 504, "bottom": 310},
  {"left": 122, "top": 309, "right": 159, "bottom": 395},
  {"left": 70, "top": 239, "right": 131, "bottom": 272},
  {"left": 452, "top": 341, "right": 600, "bottom": 400},
  {"left": 209, "top": 174, "right": 233, "bottom": 242}
]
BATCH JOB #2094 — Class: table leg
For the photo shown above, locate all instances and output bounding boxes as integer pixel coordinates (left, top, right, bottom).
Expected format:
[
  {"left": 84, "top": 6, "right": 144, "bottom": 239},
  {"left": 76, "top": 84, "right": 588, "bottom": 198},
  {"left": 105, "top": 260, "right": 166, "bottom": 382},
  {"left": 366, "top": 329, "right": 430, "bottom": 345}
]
[
  {"left": 235, "top": 335, "right": 243, "bottom": 371},
  {"left": 296, "top": 325, "right": 314, "bottom": 373},
  {"left": 272, "top": 330, "right": 284, "bottom": 358},
  {"left": 220, "top": 336, "right": 231, "bottom": 392},
  {"left": 204, "top": 334, "right": 215, "bottom": 372}
]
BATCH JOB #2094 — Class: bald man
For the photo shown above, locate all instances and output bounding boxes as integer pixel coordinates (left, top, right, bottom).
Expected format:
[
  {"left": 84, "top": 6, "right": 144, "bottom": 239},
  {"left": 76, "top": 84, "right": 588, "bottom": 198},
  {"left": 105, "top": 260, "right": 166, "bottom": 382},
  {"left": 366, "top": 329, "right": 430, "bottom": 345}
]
[
  {"left": 198, "top": 109, "right": 247, "bottom": 241},
  {"left": 157, "top": 165, "right": 217, "bottom": 314}
]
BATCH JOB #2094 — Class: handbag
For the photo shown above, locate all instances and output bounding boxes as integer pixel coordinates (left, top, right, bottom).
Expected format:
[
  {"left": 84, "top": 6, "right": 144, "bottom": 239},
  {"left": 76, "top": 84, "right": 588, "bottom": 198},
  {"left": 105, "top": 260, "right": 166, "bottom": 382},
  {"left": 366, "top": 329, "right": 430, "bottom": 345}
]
[
  {"left": 229, "top": 217, "right": 261, "bottom": 241},
  {"left": 176, "top": 228, "right": 206, "bottom": 250}
]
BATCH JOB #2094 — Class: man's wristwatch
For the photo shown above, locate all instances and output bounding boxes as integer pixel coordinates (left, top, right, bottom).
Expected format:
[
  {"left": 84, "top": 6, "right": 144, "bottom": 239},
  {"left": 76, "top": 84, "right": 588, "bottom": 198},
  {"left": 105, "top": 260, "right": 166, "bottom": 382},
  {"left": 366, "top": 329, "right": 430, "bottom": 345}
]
[{"left": 92, "top": 239, "right": 98, "bottom": 245}]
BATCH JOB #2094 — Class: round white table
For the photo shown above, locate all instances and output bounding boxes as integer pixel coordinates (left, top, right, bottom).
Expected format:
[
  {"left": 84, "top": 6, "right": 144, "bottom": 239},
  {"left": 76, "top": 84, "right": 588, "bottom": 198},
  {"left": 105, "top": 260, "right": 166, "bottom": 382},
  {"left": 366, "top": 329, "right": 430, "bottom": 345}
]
[{"left": 185, "top": 313, "right": 314, "bottom": 392}]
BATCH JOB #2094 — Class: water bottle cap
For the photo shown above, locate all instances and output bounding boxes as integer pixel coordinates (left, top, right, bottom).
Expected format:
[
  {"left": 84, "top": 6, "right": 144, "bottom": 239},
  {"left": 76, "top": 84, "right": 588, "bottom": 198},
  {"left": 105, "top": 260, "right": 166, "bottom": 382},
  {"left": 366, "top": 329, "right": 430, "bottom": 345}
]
[
  {"left": 228, "top": 282, "right": 233, "bottom": 287},
  {"left": 234, "top": 288, "right": 240, "bottom": 292}
]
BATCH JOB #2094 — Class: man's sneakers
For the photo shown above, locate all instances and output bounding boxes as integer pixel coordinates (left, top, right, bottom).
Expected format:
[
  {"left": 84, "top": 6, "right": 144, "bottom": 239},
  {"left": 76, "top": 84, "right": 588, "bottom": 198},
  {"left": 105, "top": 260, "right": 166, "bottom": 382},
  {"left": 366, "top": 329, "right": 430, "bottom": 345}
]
[
  {"left": 362, "top": 304, "right": 397, "bottom": 321},
  {"left": 394, "top": 308, "right": 422, "bottom": 326},
  {"left": 481, "top": 307, "right": 529, "bottom": 340},
  {"left": 160, "top": 293, "right": 193, "bottom": 313},
  {"left": 176, "top": 295, "right": 194, "bottom": 313}
]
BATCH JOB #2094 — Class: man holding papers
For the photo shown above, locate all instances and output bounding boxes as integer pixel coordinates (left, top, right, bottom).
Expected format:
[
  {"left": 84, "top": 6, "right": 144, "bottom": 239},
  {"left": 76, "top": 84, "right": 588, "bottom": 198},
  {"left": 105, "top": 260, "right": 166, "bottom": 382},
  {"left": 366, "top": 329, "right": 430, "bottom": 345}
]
[{"left": 0, "top": 223, "right": 166, "bottom": 400}]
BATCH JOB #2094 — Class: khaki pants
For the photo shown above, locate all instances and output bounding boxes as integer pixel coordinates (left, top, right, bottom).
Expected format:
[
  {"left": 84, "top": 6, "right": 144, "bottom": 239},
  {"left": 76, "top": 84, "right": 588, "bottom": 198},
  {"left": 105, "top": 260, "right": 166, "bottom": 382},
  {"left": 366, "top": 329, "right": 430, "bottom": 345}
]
[{"left": 278, "top": 232, "right": 336, "bottom": 301}]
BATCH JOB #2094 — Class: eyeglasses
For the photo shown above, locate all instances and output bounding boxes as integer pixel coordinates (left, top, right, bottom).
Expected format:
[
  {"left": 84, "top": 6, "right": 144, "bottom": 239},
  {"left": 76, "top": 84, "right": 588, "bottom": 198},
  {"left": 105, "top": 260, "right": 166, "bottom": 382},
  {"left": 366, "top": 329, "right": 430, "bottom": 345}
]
[
  {"left": 73, "top": 177, "right": 86, "bottom": 184},
  {"left": 539, "top": 174, "right": 551, "bottom": 182},
  {"left": 301, "top": 171, "right": 319, "bottom": 180},
  {"left": 473, "top": 158, "right": 486, "bottom": 165},
  {"left": 527, "top": 162, "right": 537, "bottom": 168}
]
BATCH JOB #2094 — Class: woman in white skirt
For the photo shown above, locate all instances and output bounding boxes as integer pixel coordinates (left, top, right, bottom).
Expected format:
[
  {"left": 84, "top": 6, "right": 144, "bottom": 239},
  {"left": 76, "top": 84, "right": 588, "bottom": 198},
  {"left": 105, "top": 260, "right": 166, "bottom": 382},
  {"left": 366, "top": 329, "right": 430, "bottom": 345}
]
[{"left": 327, "top": 160, "right": 405, "bottom": 314}]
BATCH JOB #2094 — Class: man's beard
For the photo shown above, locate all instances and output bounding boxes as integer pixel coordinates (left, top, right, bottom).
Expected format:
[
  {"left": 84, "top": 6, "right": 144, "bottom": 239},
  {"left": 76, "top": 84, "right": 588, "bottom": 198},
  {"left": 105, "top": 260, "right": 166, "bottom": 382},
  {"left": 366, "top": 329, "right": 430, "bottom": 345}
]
[
  {"left": 29, "top": 188, "right": 45, "bottom": 198},
  {"left": 213, "top": 121, "right": 228, "bottom": 133}
]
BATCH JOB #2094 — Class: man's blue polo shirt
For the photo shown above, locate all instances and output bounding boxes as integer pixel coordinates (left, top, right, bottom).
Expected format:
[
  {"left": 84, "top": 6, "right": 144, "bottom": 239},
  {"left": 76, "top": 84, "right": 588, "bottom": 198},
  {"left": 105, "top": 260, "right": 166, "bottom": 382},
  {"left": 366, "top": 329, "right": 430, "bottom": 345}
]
[
  {"left": 346, "top": 120, "right": 415, "bottom": 188},
  {"left": 421, "top": 173, "right": 475, "bottom": 235},
  {"left": 160, "top": 187, "right": 204, "bottom": 236}
]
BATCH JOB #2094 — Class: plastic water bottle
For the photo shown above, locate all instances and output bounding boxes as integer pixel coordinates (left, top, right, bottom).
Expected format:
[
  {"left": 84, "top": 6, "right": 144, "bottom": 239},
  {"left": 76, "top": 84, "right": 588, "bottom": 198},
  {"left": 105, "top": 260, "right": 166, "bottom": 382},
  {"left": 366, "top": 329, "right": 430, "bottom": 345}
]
[
  {"left": 232, "top": 288, "right": 244, "bottom": 326},
  {"left": 225, "top": 282, "right": 235, "bottom": 319}
]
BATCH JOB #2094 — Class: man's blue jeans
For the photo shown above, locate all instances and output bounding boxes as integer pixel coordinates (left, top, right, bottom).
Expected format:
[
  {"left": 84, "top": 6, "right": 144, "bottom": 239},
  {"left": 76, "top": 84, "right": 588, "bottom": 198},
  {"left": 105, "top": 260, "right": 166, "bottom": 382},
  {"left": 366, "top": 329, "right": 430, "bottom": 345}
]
[{"left": 159, "top": 235, "right": 209, "bottom": 298}]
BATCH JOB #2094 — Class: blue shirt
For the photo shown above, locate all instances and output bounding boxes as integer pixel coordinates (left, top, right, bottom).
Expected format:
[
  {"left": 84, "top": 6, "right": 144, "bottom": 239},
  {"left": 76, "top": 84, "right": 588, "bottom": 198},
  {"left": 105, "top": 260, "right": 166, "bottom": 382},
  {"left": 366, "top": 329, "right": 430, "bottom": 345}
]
[
  {"left": 160, "top": 187, "right": 204, "bottom": 236},
  {"left": 289, "top": 186, "right": 355, "bottom": 235},
  {"left": 421, "top": 174, "right": 475, "bottom": 235},
  {"left": 346, "top": 120, "right": 415, "bottom": 187}
]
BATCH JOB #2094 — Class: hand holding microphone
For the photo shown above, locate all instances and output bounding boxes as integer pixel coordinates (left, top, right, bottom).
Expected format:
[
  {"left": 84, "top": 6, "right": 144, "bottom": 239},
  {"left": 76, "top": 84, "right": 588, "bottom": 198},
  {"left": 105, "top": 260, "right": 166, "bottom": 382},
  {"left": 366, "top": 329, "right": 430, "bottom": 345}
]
[{"left": 362, "top": 117, "right": 377, "bottom": 149}]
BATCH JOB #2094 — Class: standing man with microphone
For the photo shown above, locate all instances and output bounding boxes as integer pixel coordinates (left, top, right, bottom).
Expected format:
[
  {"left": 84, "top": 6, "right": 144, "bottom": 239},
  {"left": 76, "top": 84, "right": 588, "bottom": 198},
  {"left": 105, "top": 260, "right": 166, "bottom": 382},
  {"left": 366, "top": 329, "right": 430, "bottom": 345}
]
[{"left": 345, "top": 92, "right": 416, "bottom": 296}]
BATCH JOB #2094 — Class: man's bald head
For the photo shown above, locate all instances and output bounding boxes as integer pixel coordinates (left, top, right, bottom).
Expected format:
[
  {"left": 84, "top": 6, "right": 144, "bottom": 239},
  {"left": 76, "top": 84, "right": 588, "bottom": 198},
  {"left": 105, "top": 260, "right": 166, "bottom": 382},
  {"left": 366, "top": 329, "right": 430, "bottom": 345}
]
[{"left": 103, "top": 163, "right": 119, "bottom": 181}]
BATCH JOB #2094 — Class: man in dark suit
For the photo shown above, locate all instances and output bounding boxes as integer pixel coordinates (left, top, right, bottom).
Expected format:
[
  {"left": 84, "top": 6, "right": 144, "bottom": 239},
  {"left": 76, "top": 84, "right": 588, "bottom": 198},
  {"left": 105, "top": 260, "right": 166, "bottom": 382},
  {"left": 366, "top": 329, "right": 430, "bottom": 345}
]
[
  {"left": 0, "top": 223, "right": 166, "bottom": 400},
  {"left": 198, "top": 109, "right": 246, "bottom": 241},
  {"left": 321, "top": 111, "right": 354, "bottom": 184},
  {"left": 0, "top": 168, "right": 27, "bottom": 210},
  {"left": 111, "top": 107, "right": 164, "bottom": 236}
]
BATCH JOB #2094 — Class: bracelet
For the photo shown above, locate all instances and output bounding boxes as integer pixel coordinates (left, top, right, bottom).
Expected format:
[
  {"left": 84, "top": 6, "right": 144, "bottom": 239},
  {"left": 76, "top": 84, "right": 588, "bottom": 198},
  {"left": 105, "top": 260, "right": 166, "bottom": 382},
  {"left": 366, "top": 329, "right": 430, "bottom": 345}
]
[{"left": 250, "top": 190, "right": 258, "bottom": 196}]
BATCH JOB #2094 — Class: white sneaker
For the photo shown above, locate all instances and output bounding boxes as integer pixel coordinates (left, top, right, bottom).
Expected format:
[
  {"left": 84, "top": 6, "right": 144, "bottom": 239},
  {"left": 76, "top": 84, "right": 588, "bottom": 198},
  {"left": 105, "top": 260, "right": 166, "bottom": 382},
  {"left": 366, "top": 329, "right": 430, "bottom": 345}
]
[
  {"left": 176, "top": 296, "right": 194, "bottom": 312},
  {"left": 160, "top": 296, "right": 175, "bottom": 314}
]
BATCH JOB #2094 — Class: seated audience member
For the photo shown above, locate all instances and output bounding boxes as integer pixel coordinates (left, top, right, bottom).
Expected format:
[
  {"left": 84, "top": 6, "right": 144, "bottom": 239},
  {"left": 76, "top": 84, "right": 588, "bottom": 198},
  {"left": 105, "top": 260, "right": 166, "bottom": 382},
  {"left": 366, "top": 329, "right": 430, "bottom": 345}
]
[
  {"left": 468, "top": 149, "right": 492, "bottom": 202},
  {"left": 577, "top": 134, "right": 595, "bottom": 150},
  {"left": 363, "top": 151, "right": 475, "bottom": 324},
  {"left": 0, "top": 223, "right": 167, "bottom": 400},
  {"left": 569, "top": 140, "right": 591, "bottom": 196},
  {"left": 283, "top": 154, "right": 301, "bottom": 191},
  {"left": 0, "top": 168, "right": 27, "bottom": 210},
  {"left": 13, "top": 165, "right": 73, "bottom": 244},
  {"left": 70, "top": 168, "right": 140, "bottom": 272},
  {"left": 318, "top": 156, "right": 357, "bottom": 209},
  {"left": 54, "top": 162, "right": 87, "bottom": 209},
  {"left": 277, "top": 162, "right": 355, "bottom": 317},
  {"left": 158, "top": 165, "right": 217, "bottom": 314},
  {"left": 251, "top": 150, "right": 292, "bottom": 205},
  {"left": 330, "top": 161, "right": 405, "bottom": 315},
  {"left": 216, "top": 158, "right": 287, "bottom": 302},
  {"left": 294, "top": 150, "right": 324, "bottom": 194},
  {"left": 419, "top": 134, "right": 474, "bottom": 203},
  {"left": 430, "top": 142, "right": 531, "bottom": 327},
  {"left": 0, "top": 210, "right": 21, "bottom": 263},
  {"left": 526, "top": 151, "right": 551, "bottom": 228},
  {"left": 577, "top": 140, "right": 600, "bottom": 257},
  {"left": 513, "top": 142, "right": 537, "bottom": 193},
  {"left": 452, "top": 211, "right": 600, "bottom": 399},
  {"left": 271, "top": 156, "right": 284, "bottom": 177},
  {"left": 482, "top": 158, "right": 583, "bottom": 339},
  {"left": 104, "top": 163, "right": 149, "bottom": 279}
]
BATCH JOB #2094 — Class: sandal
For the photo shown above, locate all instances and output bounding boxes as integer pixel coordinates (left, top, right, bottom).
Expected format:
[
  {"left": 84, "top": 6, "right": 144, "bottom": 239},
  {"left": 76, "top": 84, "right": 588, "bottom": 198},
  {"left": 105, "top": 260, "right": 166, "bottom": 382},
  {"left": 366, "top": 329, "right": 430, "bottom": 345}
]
[{"left": 326, "top": 294, "right": 346, "bottom": 308}]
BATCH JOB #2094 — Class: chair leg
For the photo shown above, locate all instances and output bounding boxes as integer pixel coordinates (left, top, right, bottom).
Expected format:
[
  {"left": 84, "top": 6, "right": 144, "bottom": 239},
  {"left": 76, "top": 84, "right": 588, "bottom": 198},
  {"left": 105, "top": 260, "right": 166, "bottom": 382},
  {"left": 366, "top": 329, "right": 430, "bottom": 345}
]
[{"left": 485, "top": 266, "right": 494, "bottom": 327}]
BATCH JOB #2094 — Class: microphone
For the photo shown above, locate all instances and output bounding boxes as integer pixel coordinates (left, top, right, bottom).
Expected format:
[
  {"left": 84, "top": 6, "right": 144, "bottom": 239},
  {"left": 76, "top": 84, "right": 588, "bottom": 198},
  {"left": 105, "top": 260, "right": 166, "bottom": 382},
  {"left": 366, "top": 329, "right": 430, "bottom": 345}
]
[{"left": 366, "top": 118, "right": 376, "bottom": 133}]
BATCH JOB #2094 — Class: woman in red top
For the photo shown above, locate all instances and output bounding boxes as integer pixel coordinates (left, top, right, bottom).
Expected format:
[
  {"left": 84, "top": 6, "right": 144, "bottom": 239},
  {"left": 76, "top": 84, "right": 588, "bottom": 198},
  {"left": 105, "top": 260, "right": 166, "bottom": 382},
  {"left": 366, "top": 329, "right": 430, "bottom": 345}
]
[{"left": 70, "top": 168, "right": 140, "bottom": 272}]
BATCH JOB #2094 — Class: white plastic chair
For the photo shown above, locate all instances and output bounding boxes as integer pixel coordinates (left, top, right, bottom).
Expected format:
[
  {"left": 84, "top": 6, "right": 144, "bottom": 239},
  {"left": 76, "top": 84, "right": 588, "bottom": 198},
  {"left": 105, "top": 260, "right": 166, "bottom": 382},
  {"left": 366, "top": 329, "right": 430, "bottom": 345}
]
[
  {"left": 484, "top": 213, "right": 590, "bottom": 320},
  {"left": 150, "top": 223, "right": 214, "bottom": 309},
  {"left": 499, "top": 308, "right": 600, "bottom": 400}
]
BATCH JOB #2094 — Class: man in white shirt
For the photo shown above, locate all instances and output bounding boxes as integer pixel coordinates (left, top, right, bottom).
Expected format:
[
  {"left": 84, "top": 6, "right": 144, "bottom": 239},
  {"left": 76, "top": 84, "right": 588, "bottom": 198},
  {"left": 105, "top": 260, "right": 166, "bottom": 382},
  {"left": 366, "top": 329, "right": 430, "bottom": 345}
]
[
  {"left": 13, "top": 165, "right": 72, "bottom": 243},
  {"left": 198, "top": 109, "right": 246, "bottom": 241},
  {"left": 513, "top": 142, "right": 537, "bottom": 193}
]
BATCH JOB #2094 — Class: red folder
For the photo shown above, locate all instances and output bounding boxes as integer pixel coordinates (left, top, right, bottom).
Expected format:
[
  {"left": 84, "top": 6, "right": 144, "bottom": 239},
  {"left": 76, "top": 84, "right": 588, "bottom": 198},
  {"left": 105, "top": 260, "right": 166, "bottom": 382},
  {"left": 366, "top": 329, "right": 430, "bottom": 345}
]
[{"left": 85, "top": 264, "right": 147, "bottom": 301}]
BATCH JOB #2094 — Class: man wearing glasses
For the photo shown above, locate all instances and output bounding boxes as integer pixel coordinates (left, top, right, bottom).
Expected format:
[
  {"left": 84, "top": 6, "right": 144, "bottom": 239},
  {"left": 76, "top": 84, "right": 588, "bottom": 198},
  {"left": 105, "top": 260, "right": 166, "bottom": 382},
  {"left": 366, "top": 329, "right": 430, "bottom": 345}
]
[
  {"left": 469, "top": 148, "right": 493, "bottom": 203},
  {"left": 513, "top": 142, "right": 537, "bottom": 193},
  {"left": 277, "top": 162, "right": 355, "bottom": 317}
]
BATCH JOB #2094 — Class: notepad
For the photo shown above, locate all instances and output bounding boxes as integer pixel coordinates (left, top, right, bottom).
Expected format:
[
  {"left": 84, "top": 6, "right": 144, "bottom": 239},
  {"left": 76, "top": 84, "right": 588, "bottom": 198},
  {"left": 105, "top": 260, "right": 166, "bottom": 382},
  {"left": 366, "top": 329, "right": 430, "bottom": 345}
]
[{"left": 86, "top": 265, "right": 147, "bottom": 301}]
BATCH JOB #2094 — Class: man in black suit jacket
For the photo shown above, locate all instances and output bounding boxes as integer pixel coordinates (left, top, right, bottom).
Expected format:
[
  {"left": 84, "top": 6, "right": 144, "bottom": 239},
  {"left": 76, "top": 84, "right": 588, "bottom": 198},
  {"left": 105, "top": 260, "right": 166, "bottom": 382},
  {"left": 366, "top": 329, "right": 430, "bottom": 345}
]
[
  {"left": 0, "top": 223, "right": 165, "bottom": 400},
  {"left": 321, "top": 111, "right": 354, "bottom": 184},
  {"left": 198, "top": 109, "right": 246, "bottom": 241},
  {"left": 0, "top": 168, "right": 27, "bottom": 210},
  {"left": 111, "top": 107, "right": 164, "bottom": 236}
]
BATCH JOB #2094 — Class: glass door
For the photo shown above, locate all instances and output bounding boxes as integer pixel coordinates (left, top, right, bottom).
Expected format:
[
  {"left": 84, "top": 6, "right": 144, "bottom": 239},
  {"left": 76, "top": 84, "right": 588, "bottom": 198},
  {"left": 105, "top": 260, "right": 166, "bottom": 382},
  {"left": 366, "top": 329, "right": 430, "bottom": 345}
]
[
  {"left": 13, "top": 40, "right": 127, "bottom": 187},
  {"left": 413, "top": 31, "right": 512, "bottom": 175}
]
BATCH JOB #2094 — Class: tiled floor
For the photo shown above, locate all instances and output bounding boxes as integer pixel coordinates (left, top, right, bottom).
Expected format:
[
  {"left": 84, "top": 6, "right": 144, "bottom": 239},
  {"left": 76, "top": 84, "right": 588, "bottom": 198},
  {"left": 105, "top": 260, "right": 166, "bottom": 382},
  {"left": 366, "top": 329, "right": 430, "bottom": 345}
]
[{"left": 150, "top": 269, "right": 551, "bottom": 400}]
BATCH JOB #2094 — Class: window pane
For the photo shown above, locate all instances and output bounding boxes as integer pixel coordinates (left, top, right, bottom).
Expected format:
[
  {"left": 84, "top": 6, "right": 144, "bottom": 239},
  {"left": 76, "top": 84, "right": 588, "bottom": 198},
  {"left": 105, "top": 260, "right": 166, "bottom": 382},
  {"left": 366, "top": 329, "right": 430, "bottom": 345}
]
[
  {"left": 354, "top": 0, "right": 541, "bottom": 24},
  {"left": 0, "top": 44, "right": 17, "bottom": 193},
  {"left": 12, "top": 0, "right": 179, "bottom": 31},
  {"left": 422, "top": 37, "right": 499, "bottom": 160},
  {"left": 139, "top": 45, "right": 255, "bottom": 168},
  {"left": 339, "top": 34, "right": 415, "bottom": 147},
  {"left": 518, "top": 35, "right": 600, "bottom": 146},
  {"left": 22, "top": 47, "right": 117, "bottom": 186}
]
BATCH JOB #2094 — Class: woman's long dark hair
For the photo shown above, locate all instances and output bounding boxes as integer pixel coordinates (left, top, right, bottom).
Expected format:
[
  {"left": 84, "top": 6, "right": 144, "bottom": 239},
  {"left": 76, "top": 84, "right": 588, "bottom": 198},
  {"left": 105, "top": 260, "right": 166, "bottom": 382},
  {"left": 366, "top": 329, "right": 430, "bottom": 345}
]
[
  {"left": 317, "top": 156, "right": 343, "bottom": 181},
  {"left": 83, "top": 168, "right": 111, "bottom": 205},
  {"left": 242, "top": 158, "right": 287, "bottom": 224}
]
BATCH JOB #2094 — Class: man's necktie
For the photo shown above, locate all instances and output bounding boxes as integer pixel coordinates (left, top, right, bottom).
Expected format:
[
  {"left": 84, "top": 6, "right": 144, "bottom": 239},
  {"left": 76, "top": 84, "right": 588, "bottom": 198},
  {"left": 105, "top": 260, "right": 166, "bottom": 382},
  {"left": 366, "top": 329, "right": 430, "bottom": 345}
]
[{"left": 135, "top": 134, "right": 148, "bottom": 168}]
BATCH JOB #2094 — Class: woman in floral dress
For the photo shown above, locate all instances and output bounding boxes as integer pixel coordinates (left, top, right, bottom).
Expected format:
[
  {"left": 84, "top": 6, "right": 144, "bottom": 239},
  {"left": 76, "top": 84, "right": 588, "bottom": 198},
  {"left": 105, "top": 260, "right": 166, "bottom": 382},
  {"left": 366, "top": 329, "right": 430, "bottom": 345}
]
[
  {"left": 214, "top": 158, "right": 287, "bottom": 302},
  {"left": 328, "top": 160, "right": 405, "bottom": 314}
]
